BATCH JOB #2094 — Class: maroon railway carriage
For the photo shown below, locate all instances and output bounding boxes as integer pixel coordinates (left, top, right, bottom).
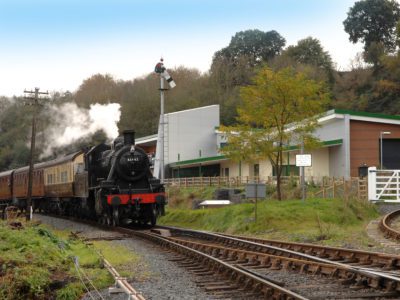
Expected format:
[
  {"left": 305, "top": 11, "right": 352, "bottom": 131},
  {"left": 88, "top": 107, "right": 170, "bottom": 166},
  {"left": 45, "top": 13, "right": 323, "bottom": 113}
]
[
  {"left": 13, "top": 166, "right": 45, "bottom": 201},
  {"left": 0, "top": 170, "right": 13, "bottom": 213}
]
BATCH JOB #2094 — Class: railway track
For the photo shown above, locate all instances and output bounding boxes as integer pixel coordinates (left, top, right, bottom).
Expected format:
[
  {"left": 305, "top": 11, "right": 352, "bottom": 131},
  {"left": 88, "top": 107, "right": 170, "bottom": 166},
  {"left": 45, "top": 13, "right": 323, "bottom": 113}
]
[
  {"left": 380, "top": 209, "right": 400, "bottom": 241},
  {"left": 36, "top": 214, "right": 400, "bottom": 299},
  {"left": 149, "top": 225, "right": 400, "bottom": 299}
]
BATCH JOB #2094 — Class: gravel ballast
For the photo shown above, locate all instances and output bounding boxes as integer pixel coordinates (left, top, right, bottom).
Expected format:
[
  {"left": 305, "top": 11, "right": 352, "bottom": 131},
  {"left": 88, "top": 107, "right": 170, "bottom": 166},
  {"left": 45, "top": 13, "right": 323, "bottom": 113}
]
[{"left": 34, "top": 214, "right": 214, "bottom": 300}]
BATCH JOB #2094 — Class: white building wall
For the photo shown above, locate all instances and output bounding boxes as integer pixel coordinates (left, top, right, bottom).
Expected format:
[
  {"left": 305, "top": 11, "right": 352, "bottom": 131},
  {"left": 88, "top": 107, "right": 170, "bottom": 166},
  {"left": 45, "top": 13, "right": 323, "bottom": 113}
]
[
  {"left": 154, "top": 105, "right": 220, "bottom": 179},
  {"left": 314, "top": 118, "right": 347, "bottom": 177},
  {"left": 260, "top": 159, "right": 273, "bottom": 177},
  {"left": 220, "top": 160, "right": 240, "bottom": 177},
  {"left": 305, "top": 148, "right": 330, "bottom": 179},
  {"left": 166, "top": 105, "right": 220, "bottom": 164},
  {"left": 220, "top": 149, "right": 330, "bottom": 180}
]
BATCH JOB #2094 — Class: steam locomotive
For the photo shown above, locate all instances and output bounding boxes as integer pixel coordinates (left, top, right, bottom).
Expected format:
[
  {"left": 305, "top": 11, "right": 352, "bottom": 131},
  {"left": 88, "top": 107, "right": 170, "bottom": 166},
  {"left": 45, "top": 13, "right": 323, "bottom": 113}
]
[{"left": 0, "top": 130, "right": 166, "bottom": 226}]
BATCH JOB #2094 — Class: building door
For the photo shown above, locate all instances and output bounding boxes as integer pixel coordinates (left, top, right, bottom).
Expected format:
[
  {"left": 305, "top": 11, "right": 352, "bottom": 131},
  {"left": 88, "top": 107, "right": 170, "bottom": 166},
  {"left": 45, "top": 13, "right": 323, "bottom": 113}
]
[{"left": 382, "top": 139, "right": 400, "bottom": 169}]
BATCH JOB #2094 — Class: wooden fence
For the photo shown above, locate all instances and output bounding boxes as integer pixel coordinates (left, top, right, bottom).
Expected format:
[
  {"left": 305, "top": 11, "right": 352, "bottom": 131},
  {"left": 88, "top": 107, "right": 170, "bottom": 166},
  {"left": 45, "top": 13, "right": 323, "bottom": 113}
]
[
  {"left": 164, "top": 176, "right": 368, "bottom": 201},
  {"left": 313, "top": 177, "right": 368, "bottom": 201},
  {"left": 164, "top": 176, "right": 294, "bottom": 188}
]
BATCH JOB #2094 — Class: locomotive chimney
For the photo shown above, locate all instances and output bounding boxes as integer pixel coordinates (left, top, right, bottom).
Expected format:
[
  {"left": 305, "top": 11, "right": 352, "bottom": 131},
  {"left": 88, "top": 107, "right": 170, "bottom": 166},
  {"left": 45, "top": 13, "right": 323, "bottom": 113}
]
[{"left": 123, "top": 130, "right": 135, "bottom": 145}]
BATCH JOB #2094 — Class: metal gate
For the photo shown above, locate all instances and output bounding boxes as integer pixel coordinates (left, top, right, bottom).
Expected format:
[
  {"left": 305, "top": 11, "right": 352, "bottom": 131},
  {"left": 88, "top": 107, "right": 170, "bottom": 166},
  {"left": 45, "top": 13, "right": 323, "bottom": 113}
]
[{"left": 368, "top": 167, "right": 400, "bottom": 202}]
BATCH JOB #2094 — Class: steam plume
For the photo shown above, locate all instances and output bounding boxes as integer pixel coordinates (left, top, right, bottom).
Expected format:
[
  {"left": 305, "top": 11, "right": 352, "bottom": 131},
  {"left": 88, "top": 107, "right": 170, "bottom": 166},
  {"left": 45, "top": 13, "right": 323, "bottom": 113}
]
[{"left": 40, "top": 102, "right": 121, "bottom": 158}]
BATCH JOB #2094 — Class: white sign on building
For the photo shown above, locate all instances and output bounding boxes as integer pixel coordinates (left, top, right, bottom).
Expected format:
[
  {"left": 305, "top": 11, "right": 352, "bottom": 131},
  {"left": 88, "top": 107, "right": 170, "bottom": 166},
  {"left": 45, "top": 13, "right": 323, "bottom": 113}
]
[{"left": 296, "top": 154, "right": 312, "bottom": 167}]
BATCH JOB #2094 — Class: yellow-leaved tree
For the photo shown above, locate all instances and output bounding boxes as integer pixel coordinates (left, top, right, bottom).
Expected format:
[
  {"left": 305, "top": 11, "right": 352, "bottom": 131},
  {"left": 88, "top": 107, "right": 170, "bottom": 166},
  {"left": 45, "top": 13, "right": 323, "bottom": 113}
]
[{"left": 220, "top": 66, "right": 330, "bottom": 200}]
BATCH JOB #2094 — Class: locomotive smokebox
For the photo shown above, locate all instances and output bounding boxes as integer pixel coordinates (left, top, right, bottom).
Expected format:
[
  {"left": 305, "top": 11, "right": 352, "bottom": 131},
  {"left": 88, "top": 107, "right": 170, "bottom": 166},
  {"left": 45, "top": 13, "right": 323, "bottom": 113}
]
[{"left": 123, "top": 130, "right": 135, "bottom": 145}]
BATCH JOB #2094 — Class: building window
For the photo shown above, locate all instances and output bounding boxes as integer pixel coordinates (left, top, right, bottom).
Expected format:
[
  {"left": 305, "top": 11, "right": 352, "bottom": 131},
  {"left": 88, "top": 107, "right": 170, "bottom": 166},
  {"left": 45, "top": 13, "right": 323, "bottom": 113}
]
[
  {"left": 220, "top": 142, "right": 228, "bottom": 149},
  {"left": 272, "top": 165, "right": 299, "bottom": 176},
  {"left": 224, "top": 168, "right": 229, "bottom": 177},
  {"left": 254, "top": 164, "right": 259, "bottom": 177}
]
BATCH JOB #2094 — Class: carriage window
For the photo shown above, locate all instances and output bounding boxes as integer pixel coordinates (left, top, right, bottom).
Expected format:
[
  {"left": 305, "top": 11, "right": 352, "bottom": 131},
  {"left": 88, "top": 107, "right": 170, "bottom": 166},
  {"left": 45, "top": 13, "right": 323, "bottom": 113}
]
[{"left": 61, "top": 171, "right": 68, "bottom": 183}]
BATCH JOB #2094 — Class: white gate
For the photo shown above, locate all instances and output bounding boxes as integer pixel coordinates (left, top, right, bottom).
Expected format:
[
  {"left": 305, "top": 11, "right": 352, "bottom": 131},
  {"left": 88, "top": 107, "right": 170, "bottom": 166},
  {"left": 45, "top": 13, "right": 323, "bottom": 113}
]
[{"left": 368, "top": 167, "right": 400, "bottom": 202}]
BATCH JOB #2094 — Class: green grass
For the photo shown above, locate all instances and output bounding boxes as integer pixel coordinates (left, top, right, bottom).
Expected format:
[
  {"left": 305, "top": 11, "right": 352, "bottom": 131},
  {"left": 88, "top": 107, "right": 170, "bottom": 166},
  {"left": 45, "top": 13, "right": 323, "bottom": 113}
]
[
  {"left": 0, "top": 221, "right": 144, "bottom": 300},
  {"left": 159, "top": 196, "right": 380, "bottom": 248},
  {"left": 91, "top": 241, "right": 147, "bottom": 279},
  {"left": 0, "top": 222, "right": 72, "bottom": 299},
  {"left": 167, "top": 186, "right": 219, "bottom": 209}
]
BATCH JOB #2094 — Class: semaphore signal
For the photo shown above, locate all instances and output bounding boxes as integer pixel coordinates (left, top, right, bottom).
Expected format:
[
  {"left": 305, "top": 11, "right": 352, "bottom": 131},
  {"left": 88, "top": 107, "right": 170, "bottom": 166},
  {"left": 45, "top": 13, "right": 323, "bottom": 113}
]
[
  {"left": 155, "top": 58, "right": 176, "bottom": 183},
  {"left": 155, "top": 58, "right": 176, "bottom": 88}
]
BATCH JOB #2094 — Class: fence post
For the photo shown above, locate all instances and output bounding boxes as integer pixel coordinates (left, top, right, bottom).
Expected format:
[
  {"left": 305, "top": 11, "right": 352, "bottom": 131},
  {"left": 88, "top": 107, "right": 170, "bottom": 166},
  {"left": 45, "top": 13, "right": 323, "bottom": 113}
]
[{"left": 368, "top": 167, "right": 377, "bottom": 201}]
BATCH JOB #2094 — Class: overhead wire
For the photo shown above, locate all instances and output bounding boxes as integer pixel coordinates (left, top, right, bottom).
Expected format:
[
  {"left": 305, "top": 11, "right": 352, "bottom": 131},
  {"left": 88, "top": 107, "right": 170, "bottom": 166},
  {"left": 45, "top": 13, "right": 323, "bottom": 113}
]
[{"left": 72, "top": 256, "right": 105, "bottom": 300}]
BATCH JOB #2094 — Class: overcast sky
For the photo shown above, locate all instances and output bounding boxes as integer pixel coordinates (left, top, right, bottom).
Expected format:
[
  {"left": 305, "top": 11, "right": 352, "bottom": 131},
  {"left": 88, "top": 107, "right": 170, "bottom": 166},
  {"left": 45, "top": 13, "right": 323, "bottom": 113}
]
[{"left": 0, "top": 0, "right": 364, "bottom": 97}]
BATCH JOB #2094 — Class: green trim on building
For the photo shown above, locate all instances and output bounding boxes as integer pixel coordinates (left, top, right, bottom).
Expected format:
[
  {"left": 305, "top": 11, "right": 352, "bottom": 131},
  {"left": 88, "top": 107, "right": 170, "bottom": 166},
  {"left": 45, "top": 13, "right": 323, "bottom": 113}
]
[
  {"left": 332, "top": 109, "right": 400, "bottom": 121},
  {"left": 169, "top": 139, "right": 342, "bottom": 168},
  {"left": 169, "top": 155, "right": 227, "bottom": 167},
  {"left": 284, "top": 139, "right": 343, "bottom": 151},
  {"left": 323, "top": 138, "right": 343, "bottom": 146}
]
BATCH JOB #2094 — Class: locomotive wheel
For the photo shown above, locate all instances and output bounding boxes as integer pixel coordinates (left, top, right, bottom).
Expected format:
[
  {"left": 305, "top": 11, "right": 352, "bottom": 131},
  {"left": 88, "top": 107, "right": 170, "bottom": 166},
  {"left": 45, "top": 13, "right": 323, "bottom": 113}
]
[
  {"left": 112, "top": 208, "right": 119, "bottom": 226},
  {"left": 150, "top": 205, "right": 157, "bottom": 226},
  {"left": 106, "top": 215, "right": 112, "bottom": 226}
]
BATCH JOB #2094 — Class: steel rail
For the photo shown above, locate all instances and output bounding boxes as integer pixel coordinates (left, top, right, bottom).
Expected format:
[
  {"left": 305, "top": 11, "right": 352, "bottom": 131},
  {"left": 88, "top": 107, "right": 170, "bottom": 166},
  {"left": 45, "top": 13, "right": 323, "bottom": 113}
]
[
  {"left": 70, "top": 230, "right": 145, "bottom": 300},
  {"left": 157, "top": 225, "right": 400, "bottom": 291},
  {"left": 118, "top": 227, "right": 308, "bottom": 300},
  {"left": 217, "top": 234, "right": 400, "bottom": 269},
  {"left": 380, "top": 209, "right": 400, "bottom": 241},
  {"left": 168, "top": 236, "right": 384, "bottom": 288}
]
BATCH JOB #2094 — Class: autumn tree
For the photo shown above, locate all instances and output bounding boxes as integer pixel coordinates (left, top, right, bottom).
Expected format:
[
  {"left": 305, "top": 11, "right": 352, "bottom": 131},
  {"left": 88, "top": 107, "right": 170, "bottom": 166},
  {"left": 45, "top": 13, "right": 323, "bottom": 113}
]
[
  {"left": 209, "top": 29, "right": 286, "bottom": 125},
  {"left": 343, "top": 0, "right": 400, "bottom": 64},
  {"left": 74, "top": 74, "right": 120, "bottom": 108},
  {"left": 210, "top": 29, "right": 286, "bottom": 88},
  {"left": 282, "top": 37, "right": 334, "bottom": 82},
  {"left": 220, "top": 67, "right": 329, "bottom": 200},
  {"left": 0, "top": 100, "right": 32, "bottom": 170}
]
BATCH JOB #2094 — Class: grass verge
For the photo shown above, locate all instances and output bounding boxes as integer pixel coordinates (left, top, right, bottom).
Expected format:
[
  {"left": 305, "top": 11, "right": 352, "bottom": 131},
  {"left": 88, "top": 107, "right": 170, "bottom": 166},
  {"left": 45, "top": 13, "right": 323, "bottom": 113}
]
[
  {"left": 0, "top": 220, "right": 143, "bottom": 299},
  {"left": 160, "top": 190, "right": 380, "bottom": 248}
]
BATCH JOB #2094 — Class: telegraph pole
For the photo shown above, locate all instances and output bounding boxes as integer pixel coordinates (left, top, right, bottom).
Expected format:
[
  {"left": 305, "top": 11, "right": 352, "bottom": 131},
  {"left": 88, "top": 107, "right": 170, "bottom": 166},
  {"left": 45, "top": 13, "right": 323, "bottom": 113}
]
[{"left": 24, "top": 87, "right": 48, "bottom": 221}]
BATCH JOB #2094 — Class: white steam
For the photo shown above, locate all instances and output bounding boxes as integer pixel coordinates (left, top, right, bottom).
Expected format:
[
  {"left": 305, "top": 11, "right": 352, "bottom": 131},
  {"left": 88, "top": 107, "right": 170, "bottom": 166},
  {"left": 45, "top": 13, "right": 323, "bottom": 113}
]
[{"left": 41, "top": 102, "right": 121, "bottom": 157}]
